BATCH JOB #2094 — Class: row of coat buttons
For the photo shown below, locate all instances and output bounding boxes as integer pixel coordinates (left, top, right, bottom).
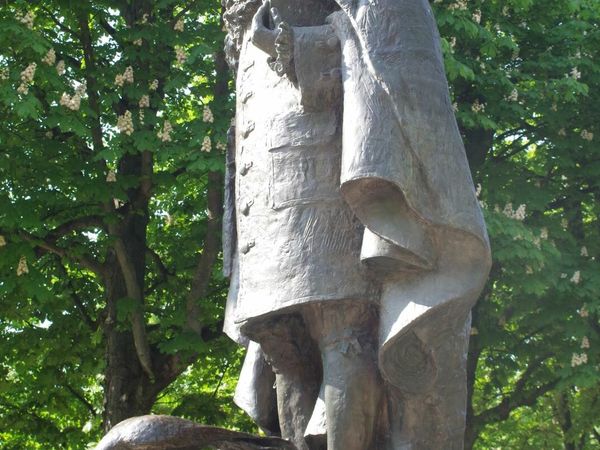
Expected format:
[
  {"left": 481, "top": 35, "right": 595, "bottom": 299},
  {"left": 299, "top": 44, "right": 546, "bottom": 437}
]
[{"left": 239, "top": 116, "right": 255, "bottom": 255}]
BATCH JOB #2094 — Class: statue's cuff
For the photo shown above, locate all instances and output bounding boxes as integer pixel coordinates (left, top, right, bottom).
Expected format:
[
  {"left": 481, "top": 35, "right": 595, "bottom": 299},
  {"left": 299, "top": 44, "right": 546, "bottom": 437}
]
[{"left": 268, "top": 22, "right": 294, "bottom": 77}]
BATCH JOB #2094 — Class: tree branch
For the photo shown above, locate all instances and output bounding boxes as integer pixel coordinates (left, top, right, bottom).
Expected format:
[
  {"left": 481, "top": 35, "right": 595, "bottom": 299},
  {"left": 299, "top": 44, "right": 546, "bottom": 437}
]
[
  {"left": 65, "top": 384, "right": 97, "bottom": 417},
  {"left": 113, "top": 237, "right": 154, "bottom": 380},
  {"left": 185, "top": 173, "right": 223, "bottom": 333},
  {"left": 96, "top": 14, "right": 118, "bottom": 40},
  {"left": 174, "top": 0, "right": 202, "bottom": 20},
  {"left": 474, "top": 353, "right": 558, "bottom": 427},
  {"left": 46, "top": 215, "right": 105, "bottom": 242},
  {"left": 147, "top": 247, "right": 173, "bottom": 277},
  {"left": 76, "top": 10, "right": 107, "bottom": 158},
  {"left": 183, "top": 39, "right": 228, "bottom": 334},
  {"left": 54, "top": 258, "right": 99, "bottom": 331},
  {"left": 40, "top": 6, "right": 80, "bottom": 38},
  {"left": 144, "top": 248, "right": 174, "bottom": 295},
  {"left": 14, "top": 229, "right": 106, "bottom": 278}
]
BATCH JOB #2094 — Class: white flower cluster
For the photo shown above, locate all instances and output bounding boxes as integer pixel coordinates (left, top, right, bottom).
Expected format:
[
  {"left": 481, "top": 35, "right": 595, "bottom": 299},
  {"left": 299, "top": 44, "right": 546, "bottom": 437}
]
[
  {"left": 579, "top": 305, "right": 589, "bottom": 318},
  {"left": 0, "top": 235, "right": 6, "bottom": 246},
  {"left": 75, "top": 83, "right": 86, "bottom": 96},
  {"left": 133, "top": 38, "right": 143, "bottom": 46},
  {"left": 60, "top": 83, "right": 85, "bottom": 111},
  {"left": 507, "top": 88, "right": 518, "bottom": 102},
  {"left": 157, "top": 120, "right": 173, "bottom": 142},
  {"left": 580, "top": 129, "right": 594, "bottom": 141},
  {"left": 558, "top": 128, "right": 566, "bottom": 137},
  {"left": 581, "top": 336, "right": 590, "bottom": 349},
  {"left": 571, "top": 352, "right": 587, "bottom": 367},
  {"left": 20, "top": 63, "right": 36, "bottom": 83},
  {"left": 139, "top": 94, "right": 150, "bottom": 108},
  {"left": 471, "top": 99, "right": 485, "bottom": 114},
  {"left": 570, "top": 67, "right": 581, "bottom": 80},
  {"left": 174, "top": 18, "right": 184, "bottom": 32},
  {"left": 149, "top": 79, "right": 159, "bottom": 91},
  {"left": 106, "top": 170, "right": 117, "bottom": 182},
  {"left": 449, "top": 37, "right": 457, "bottom": 49},
  {"left": 115, "top": 66, "right": 134, "bottom": 87},
  {"left": 117, "top": 110, "right": 134, "bottom": 135},
  {"left": 18, "top": 62, "right": 37, "bottom": 94},
  {"left": 502, "top": 203, "right": 526, "bottom": 221},
  {"left": 201, "top": 136, "right": 211, "bottom": 152},
  {"left": 570, "top": 270, "right": 581, "bottom": 284},
  {"left": 472, "top": 10, "right": 482, "bottom": 24},
  {"left": 60, "top": 92, "right": 81, "bottom": 111},
  {"left": 82, "top": 420, "right": 93, "bottom": 434},
  {"left": 138, "top": 95, "right": 149, "bottom": 124},
  {"left": 175, "top": 46, "right": 187, "bottom": 65},
  {"left": 42, "top": 48, "right": 56, "bottom": 66},
  {"left": 540, "top": 227, "right": 548, "bottom": 240},
  {"left": 0, "top": 68, "right": 8, "bottom": 81},
  {"left": 581, "top": 246, "right": 588, "bottom": 257},
  {"left": 216, "top": 141, "right": 227, "bottom": 152},
  {"left": 202, "top": 105, "right": 214, "bottom": 123},
  {"left": 56, "top": 60, "right": 66, "bottom": 76},
  {"left": 17, "top": 256, "right": 29, "bottom": 276},
  {"left": 16, "top": 11, "right": 35, "bottom": 29},
  {"left": 141, "top": 14, "right": 149, "bottom": 24},
  {"left": 448, "top": 1, "right": 467, "bottom": 11}
]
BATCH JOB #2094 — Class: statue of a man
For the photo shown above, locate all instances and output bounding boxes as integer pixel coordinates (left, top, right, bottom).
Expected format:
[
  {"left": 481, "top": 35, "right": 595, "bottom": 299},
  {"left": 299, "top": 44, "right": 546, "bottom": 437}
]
[{"left": 222, "top": 1, "right": 491, "bottom": 449}]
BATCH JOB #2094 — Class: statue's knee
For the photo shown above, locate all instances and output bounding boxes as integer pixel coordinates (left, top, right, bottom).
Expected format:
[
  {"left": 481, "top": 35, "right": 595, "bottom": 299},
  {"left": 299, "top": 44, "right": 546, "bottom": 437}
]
[
  {"left": 248, "top": 314, "right": 320, "bottom": 374},
  {"left": 305, "top": 302, "right": 378, "bottom": 360}
]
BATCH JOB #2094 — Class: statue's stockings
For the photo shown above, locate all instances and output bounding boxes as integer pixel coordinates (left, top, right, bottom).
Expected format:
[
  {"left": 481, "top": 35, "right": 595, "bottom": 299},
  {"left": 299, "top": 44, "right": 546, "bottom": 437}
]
[{"left": 252, "top": 302, "right": 381, "bottom": 450}]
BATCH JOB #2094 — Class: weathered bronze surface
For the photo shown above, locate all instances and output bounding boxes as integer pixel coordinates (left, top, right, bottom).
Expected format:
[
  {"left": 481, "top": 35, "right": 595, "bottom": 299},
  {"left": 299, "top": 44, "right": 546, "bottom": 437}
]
[{"left": 222, "top": 1, "right": 491, "bottom": 449}]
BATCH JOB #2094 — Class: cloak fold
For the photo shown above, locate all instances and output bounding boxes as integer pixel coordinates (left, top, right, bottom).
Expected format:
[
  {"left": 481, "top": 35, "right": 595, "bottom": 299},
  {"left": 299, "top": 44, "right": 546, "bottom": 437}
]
[{"left": 330, "top": 0, "right": 491, "bottom": 390}]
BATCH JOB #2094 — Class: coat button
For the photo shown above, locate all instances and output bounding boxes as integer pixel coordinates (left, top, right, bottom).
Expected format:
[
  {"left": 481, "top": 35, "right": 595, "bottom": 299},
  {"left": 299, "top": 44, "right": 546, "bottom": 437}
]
[
  {"left": 239, "top": 161, "right": 253, "bottom": 176},
  {"left": 240, "top": 240, "right": 255, "bottom": 254},
  {"left": 241, "top": 91, "right": 254, "bottom": 104},
  {"left": 241, "top": 200, "right": 254, "bottom": 216},
  {"left": 242, "top": 121, "right": 255, "bottom": 138}
]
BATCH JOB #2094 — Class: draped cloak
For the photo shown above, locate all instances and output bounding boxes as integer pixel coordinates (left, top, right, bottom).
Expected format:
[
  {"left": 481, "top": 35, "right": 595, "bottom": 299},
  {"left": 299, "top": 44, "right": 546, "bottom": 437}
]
[
  {"left": 329, "top": 0, "right": 491, "bottom": 391},
  {"left": 223, "top": 0, "right": 491, "bottom": 442}
]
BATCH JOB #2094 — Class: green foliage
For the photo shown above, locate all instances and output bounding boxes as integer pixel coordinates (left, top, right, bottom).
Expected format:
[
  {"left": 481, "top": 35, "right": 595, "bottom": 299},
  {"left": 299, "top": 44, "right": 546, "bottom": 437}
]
[
  {"left": 0, "top": 0, "right": 598, "bottom": 449},
  {"left": 154, "top": 344, "right": 256, "bottom": 432},
  {"left": 0, "top": 0, "right": 235, "bottom": 447},
  {"left": 434, "top": 0, "right": 600, "bottom": 447}
]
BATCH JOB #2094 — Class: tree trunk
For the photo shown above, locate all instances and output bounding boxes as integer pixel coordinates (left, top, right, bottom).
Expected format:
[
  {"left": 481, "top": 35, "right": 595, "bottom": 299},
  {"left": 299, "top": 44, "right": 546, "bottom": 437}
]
[
  {"left": 102, "top": 229, "right": 156, "bottom": 431},
  {"left": 102, "top": 150, "right": 156, "bottom": 431}
]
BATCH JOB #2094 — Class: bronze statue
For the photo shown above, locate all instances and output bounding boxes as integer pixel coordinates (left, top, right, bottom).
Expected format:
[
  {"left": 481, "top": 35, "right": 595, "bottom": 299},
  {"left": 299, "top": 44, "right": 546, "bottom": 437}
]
[{"left": 222, "top": 0, "right": 491, "bottom": 449}]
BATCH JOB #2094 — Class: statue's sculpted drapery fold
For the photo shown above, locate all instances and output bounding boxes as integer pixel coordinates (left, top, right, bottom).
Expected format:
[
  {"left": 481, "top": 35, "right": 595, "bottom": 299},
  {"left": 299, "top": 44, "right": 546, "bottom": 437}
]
[{"left": 223, "top": 0, "right": 491, "bottom": 448}]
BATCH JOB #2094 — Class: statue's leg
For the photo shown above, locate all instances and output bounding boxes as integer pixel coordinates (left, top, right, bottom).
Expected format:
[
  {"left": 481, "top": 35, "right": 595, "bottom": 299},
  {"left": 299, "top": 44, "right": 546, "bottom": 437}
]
[
  {"left": 250, "top": 314, "right": 322, "bottom": 450},
  {"left": 305, "top": 302, "right": 382, "bottom": 450}
]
